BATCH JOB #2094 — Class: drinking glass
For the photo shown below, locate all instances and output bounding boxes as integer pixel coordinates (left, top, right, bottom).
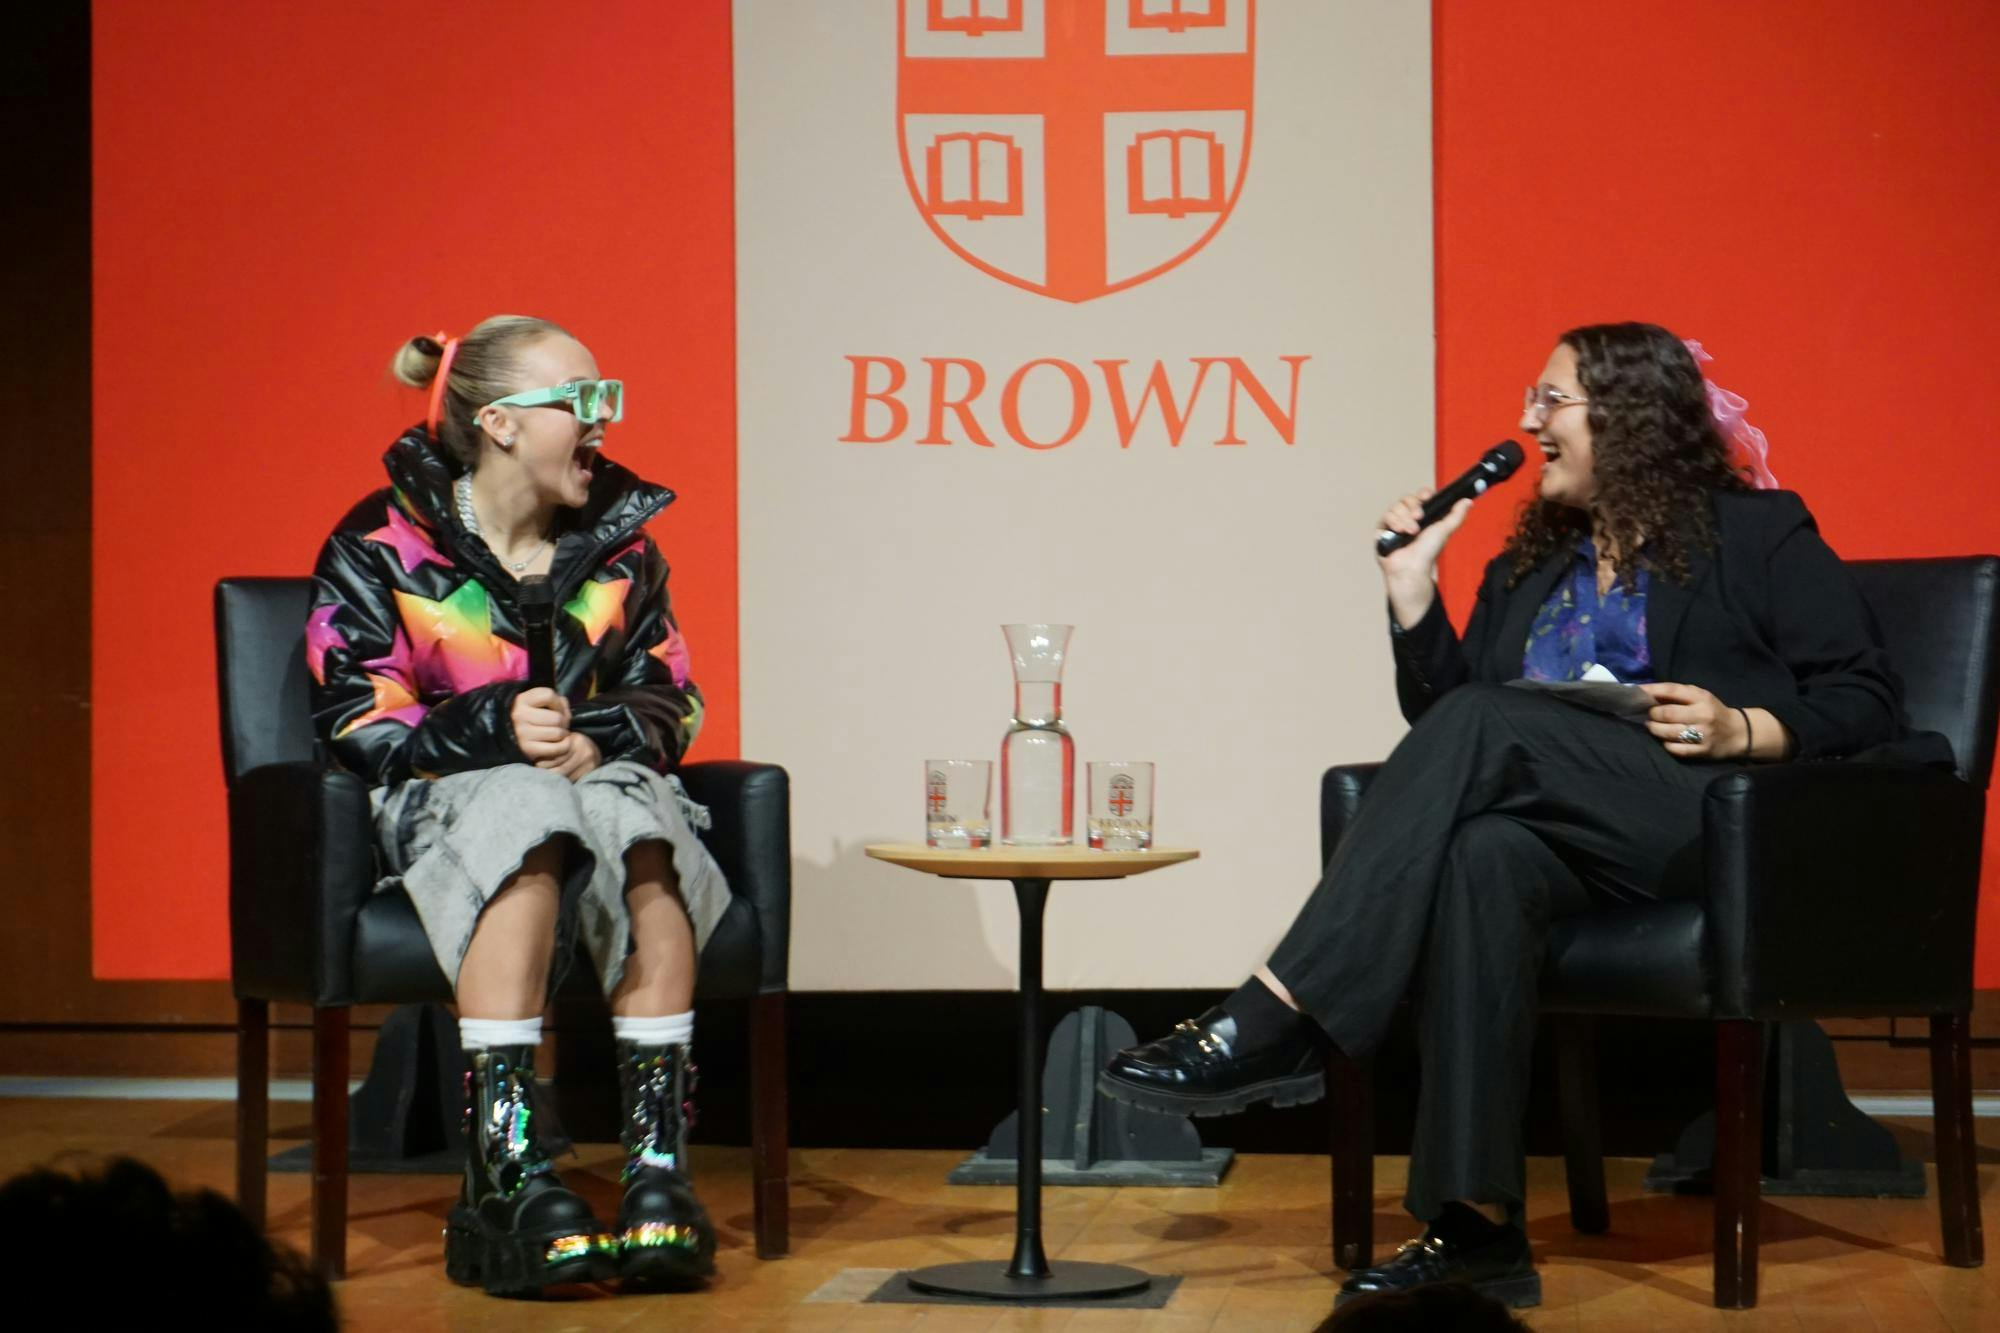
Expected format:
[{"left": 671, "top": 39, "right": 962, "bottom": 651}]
[
  {"left": 925, "top": 759, "right": 992, "bottom": 848},
  {"left": 1086, "top": 761, "right": 1154, "bottom": 851}
]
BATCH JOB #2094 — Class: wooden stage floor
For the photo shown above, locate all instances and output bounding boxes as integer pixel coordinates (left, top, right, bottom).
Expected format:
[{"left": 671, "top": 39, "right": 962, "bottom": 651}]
[{"left": 3, "top": 1096, "right": 1998, "bottom": 1330}]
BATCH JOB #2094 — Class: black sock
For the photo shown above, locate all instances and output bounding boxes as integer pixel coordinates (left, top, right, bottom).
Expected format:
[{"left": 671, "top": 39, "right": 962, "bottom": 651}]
[
  {"left": 1430, "top": 1201, "right": 1510, "bottom": 1246},
  {"left": 1220, "top": 975, "right": 1307, "bottom": 1053}
]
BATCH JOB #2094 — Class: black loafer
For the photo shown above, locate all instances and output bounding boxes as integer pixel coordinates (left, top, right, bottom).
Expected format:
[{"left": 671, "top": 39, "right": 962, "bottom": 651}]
[
  {"left": 1336, "top": 1224, "right": 1540, "bottom": 1309},
  {"left": 1095, "top": 1005, "right": 1323, "bottom": 1116}
]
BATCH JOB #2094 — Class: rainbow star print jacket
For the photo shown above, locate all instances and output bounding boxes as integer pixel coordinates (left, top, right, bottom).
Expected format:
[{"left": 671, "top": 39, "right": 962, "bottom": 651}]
[{"left": 307, "top": 427, "right": 703, "bottom": 789}]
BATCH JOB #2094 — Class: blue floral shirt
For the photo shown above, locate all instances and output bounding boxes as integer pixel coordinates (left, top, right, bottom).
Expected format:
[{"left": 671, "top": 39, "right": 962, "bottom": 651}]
[{"left": 1521, "top": 539, "right": 1653, "bottom": 683}]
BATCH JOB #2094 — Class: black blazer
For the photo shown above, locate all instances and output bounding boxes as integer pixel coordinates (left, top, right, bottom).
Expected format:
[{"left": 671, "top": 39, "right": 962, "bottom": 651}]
[{"left": 1390, "top": 489, "right": 1951, "bottom": 767}]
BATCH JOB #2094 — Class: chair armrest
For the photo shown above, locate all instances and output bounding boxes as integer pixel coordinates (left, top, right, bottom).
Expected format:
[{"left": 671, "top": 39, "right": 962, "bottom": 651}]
[
  {"left": 1320, "top": 763, "right": 1385, "bottom": 866},
  {"left": 1702, "top": 762, "right": 1985, "bottom": 1020},
  {"left": 680, "top": 760, "right": 792, "bottom": 992},
  {"left": 227, "top": 759, "right": 375, "bottom": 1006}
]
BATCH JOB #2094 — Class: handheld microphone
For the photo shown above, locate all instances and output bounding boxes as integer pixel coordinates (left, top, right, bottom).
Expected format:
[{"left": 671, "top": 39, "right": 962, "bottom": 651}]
[
  {"left": 1375, "top": 439, "right": 1525, "bottom": 556},
  {"left": 518, "top": 574, "right": 558, "bottom": 691}
]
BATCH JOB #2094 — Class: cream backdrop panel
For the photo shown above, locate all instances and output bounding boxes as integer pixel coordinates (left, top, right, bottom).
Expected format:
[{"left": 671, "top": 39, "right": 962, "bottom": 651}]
[{"left": 734, "top": 0, "right": 1433, "bottom": 989}]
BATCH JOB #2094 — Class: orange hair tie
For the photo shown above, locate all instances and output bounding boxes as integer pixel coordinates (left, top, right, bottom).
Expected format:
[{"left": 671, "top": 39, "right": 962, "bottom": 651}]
[{"left": 424, "top": 330, "right": 461, "bottom": 442}]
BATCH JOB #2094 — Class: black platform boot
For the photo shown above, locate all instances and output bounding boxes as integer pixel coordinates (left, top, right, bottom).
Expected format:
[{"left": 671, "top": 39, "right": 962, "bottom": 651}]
[
  {"left": 444, "top": 1046, "right": 617, "bottom": 1296},
  {"left": 614, "top": 1040, "right": 717, "bottom": 1289}
]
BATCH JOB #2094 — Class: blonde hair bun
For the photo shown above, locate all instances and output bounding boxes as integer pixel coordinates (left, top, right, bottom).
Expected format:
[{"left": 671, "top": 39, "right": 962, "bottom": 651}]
[{"left": 389, "top": 334, "right": 445, "bottom": 390}]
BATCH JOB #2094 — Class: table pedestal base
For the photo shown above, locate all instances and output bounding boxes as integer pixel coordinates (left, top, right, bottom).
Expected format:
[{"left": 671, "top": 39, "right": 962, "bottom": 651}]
[
  {"left": 904, "top": 1260, "right": 1152, "bottom": 1301},
  {"left": 853, "top": 858, "right": 1196, "bottom": 1307}
]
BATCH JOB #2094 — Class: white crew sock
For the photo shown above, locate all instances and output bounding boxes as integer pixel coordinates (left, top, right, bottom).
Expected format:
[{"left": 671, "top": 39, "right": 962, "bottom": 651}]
[
  {"left": 458, "top": 1016, "right": 544, "bottom": 1051},
  {"left": 612, "top": 1011, "right": 694, "bottom": 1048}
]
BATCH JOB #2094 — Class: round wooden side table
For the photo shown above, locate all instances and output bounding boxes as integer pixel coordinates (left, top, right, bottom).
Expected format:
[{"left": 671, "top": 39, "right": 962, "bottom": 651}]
[{"left": 864, "top": 843, "right": 1199, "bottom": 1301}]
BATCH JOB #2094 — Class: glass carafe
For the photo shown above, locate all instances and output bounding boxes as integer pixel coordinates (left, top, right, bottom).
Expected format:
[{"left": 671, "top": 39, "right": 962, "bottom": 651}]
[{"left": 1000, "top": 624, "right": 1075, "bottom": 846}]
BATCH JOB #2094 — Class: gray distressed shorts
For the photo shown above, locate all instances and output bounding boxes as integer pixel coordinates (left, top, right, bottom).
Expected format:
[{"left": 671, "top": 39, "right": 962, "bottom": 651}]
[{"left": 371, "top": 760, "right": 730, "bottom": 998}]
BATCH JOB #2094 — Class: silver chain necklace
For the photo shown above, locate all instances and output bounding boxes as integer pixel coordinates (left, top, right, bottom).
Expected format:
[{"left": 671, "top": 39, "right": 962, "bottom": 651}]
[{"left": 455, "top": 474, "right": 552, "bottom": 574}]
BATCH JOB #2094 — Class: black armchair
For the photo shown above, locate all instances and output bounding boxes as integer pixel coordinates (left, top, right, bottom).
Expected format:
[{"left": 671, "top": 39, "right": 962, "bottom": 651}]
[
  {"left": 216, "top": 577, "right": 792, "bottom": 1277},
  {"left": 1320, "top": 555, "right": 1998, "bottom": 1308}
]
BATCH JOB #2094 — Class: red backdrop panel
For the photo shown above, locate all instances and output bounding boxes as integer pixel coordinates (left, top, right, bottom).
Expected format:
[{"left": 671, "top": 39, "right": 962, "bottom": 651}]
[
  {"left": 1433, "top": 1, "right": 2000, "bottom": 981},
  {"left": 92, "top": 1, "right": 738, "bottom": 979}
]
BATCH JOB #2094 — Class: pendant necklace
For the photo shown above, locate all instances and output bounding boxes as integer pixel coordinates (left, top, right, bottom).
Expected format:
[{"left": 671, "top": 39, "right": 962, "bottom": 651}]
[{"left": 456, "top": 474, "right": 552, "bottom": 573}]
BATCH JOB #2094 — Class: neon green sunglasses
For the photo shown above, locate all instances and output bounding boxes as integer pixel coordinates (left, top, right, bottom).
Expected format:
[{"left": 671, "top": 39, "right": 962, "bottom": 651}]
[{"left": 478, "top": 379, "right": 624, "bottom": 425}]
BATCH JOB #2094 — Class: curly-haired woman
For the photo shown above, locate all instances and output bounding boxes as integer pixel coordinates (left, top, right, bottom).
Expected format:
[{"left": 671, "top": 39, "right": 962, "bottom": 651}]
[
  {"left": 1098, "top": 322, "right": 1942, "bottom": 1310},
  {"left": 309, "top": 315, "right": 722, "bottom": 1296}
]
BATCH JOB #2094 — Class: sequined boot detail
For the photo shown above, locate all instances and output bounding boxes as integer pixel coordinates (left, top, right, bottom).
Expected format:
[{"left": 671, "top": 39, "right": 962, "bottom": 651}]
[
  {"left": 443, "top": 1045, "right": 617, "bottom": 1296},
  {"left": 614, "top": 1039, "right": 717, "bottom": 1289}
]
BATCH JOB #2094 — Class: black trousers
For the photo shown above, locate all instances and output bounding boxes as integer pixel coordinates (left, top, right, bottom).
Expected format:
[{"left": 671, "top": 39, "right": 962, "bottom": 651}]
[{"left": 1267, "top": 682, "right": 1736, "bottom": 1224}]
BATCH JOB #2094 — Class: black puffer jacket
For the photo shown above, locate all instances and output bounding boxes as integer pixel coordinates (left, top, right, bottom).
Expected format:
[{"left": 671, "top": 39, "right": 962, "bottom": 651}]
[{"left": 307, "top": 427, "right": 703, "bottom": 789}]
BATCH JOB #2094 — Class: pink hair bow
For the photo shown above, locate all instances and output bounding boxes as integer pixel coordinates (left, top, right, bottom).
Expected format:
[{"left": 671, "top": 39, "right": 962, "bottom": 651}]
[{"left": 1684, "top": 339, "right": 1777, "bottom": 489}]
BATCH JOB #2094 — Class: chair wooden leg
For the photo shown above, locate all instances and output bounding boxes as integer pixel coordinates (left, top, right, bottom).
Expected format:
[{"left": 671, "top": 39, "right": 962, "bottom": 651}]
[
  {"left": 750, "top": 990, "right": 790, "bottom": 1258},
  {"left": 1713, "top": 1020, "right": 1765, "bottom": 1309},
  {"left": 1328, "top": 1045, "right": 1374, "bottom": 1271},
  {"left": 311, "top": 1007, "right": 351, "bottom": 1281},
  {"left": 235, "top": 997, "right": 270, "bottom": 1232},
  {"left": 1555, "top": 1015, "right": 1610, "bottom": 1235},
  {"left": 1931, "top": 1012, "right": 1985, "bottom": 1268}
]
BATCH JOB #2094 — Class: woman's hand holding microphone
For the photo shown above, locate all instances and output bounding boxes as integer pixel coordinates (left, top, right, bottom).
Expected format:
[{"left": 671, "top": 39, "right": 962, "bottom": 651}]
[
  {"left": 1377, "top": 487, "right": 1475, "bottom": 630},
  {"left": 510, "top": 687, "right": 601, "bottom": 781}
]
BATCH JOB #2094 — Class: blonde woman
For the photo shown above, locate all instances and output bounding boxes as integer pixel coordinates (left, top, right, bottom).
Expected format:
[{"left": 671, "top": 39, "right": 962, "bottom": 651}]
[{"left": 308, "top": 316, "right": 723, "bottom": 1295}]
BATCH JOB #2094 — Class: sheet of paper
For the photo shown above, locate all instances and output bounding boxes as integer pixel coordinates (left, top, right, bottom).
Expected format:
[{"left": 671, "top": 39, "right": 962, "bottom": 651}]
[{"left": 1504, "top": 678, "right": 1656, "bottom": 720}]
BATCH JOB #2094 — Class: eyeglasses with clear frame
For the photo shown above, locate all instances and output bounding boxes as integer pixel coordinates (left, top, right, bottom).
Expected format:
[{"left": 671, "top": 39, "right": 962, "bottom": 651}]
[
  {"left": 478, "top": 379, "right": 624, "bottom": 426},
  {"left": 1523, "top": 385, "right": 1588, "bottom": 423}
]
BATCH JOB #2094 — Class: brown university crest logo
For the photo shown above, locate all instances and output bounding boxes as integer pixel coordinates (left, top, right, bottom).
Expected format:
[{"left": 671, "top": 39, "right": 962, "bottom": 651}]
[{"left": 897, "top": 0, "right": 1255, "bottom": 303}]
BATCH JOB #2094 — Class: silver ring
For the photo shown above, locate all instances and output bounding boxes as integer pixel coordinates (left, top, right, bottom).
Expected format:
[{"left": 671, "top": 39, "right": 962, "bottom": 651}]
[{"left": 1677, "top": 726, "right": 1703, "bottom": 744}]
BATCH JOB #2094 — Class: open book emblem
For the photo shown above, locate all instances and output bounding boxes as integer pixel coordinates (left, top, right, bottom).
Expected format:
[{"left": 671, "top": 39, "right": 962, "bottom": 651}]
[{"left": 898, "top": 0, "right": 1255, "bottom": 303}]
